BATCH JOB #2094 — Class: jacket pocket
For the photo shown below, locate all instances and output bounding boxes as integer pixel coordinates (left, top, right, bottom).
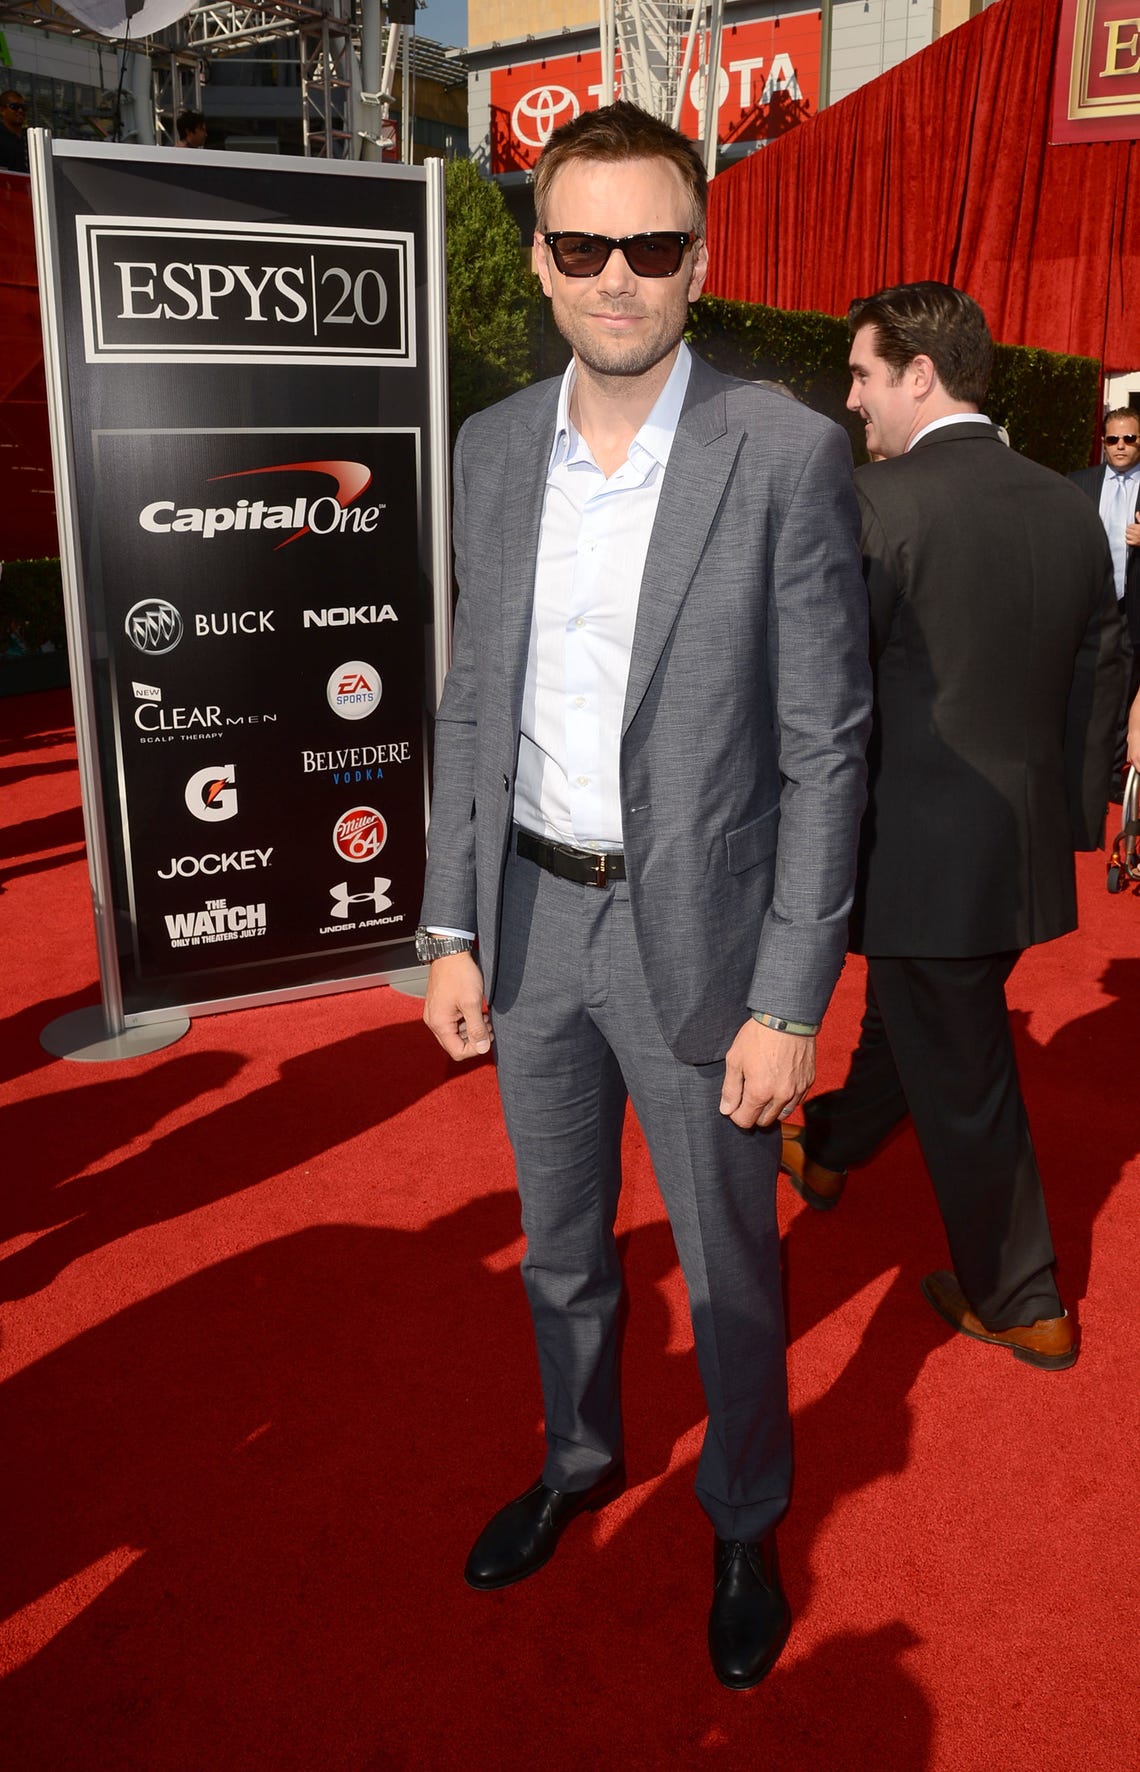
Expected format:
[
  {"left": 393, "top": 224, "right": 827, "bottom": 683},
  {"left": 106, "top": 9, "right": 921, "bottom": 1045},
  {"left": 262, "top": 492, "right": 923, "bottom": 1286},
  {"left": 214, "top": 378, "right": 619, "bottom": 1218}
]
[{"left": 725, "top": 806, "right": 780, "bottom": 875}]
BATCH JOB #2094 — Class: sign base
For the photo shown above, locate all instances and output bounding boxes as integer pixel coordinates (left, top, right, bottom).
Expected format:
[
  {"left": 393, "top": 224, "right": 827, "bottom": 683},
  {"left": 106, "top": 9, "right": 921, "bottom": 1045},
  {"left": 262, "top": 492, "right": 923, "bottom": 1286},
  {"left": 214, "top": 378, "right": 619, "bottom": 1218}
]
[{"left": 40, "top": 1005, "right": 191, "bottom": 1063}]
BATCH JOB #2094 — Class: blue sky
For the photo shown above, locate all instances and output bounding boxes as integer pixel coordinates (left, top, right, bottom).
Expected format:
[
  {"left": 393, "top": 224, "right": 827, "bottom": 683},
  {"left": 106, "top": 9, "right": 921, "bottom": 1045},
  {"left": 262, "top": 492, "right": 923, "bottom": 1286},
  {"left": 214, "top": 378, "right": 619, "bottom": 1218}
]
[{"left": 416, "top": 0, "right": 467, "bottom": 48}]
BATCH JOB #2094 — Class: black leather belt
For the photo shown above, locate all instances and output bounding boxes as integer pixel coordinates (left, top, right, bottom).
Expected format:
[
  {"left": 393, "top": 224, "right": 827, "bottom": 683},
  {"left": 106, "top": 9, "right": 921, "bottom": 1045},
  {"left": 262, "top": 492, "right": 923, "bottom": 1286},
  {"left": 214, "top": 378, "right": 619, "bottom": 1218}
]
[{"left": 516, "top": 827, "right": 626, "bottom": 886}]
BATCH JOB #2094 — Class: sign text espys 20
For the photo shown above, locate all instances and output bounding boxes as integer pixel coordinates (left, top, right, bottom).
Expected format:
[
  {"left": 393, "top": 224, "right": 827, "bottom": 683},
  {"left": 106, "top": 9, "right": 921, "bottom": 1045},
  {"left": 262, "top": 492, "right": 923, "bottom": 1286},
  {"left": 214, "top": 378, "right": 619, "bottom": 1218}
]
[{"left": 30, "top": 141, "right": 450, "bottom": 1027}]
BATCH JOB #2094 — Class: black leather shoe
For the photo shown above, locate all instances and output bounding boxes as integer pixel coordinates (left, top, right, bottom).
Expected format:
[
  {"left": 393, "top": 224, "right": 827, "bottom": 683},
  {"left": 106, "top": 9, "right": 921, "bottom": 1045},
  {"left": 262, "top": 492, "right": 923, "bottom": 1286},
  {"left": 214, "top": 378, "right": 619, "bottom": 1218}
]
[
  {"left": 708, "top": 1534, "right": 791, "bottom": 1690},
  {"left": 463, "top": 1463, "right": 626, "bottom": 1590}
]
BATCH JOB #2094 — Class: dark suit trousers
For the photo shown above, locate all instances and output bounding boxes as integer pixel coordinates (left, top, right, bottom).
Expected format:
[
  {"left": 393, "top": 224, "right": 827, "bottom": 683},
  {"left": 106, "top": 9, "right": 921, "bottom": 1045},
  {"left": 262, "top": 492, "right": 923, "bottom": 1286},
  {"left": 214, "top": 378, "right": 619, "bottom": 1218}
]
[
  {"left": 803, "top": 954, "right": 1062, "bottom": 1330},
  {"left": 489, "top": 844, "right": 791, "bottom": 1542}
]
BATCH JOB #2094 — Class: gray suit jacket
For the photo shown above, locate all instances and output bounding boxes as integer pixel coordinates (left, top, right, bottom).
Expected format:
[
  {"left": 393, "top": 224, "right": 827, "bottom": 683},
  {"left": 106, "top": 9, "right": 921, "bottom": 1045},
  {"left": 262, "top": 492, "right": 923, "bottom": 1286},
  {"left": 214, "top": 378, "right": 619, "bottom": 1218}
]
[{"left": 421, "top": 353, "right": 873, "bottom": 1064}]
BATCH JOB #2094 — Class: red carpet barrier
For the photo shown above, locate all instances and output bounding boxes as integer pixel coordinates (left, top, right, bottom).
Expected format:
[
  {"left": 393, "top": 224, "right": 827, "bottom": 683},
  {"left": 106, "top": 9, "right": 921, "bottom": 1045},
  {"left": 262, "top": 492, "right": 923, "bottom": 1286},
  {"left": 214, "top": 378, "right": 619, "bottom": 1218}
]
[{"left": 1, "top": 689, "right": 1139, "bottom": 1768}]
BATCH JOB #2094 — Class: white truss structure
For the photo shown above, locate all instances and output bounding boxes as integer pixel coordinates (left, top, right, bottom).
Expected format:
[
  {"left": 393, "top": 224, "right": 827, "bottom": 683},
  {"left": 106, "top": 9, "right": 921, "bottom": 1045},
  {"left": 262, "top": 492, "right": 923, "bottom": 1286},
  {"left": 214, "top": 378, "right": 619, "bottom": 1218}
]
[{"left": 598, "top": 0, "right": 724, "bottom": 172}]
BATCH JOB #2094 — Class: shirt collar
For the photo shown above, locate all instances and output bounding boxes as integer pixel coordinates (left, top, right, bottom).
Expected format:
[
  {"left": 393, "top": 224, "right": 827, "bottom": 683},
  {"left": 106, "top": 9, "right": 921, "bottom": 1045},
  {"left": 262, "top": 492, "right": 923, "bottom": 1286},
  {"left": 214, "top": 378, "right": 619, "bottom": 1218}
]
[
  {"left": 550, "top": 342, "right": 693, "bottom": 473},
  {"left": 907, "top": 413, "right": 995, "bottom": 451}
]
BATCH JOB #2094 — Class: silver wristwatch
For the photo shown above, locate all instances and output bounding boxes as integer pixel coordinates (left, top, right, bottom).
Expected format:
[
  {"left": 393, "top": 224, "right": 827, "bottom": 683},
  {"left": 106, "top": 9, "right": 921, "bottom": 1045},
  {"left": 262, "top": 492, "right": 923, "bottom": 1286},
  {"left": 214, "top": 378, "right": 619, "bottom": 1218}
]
[{"left": 414, "top": 926, "right": 475, "bottom": 964}]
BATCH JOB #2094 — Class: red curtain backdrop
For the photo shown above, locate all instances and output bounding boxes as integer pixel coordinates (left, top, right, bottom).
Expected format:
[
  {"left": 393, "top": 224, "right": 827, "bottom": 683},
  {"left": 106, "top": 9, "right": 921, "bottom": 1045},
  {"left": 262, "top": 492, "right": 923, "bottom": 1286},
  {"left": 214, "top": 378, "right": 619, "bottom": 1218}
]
[
  {"left": 705, "top": 0, "right": 1140, "bottom": 369},
  {"left": 0, "top": 173, "right": 56, "bottom": 560}
]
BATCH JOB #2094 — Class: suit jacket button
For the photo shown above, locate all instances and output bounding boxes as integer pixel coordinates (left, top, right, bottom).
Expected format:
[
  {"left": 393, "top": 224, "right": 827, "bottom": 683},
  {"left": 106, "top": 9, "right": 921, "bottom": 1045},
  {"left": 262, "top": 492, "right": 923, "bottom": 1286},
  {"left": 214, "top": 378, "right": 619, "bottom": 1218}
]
[{"left": 503, "top": 774, "right": 510, "bottom": 790}]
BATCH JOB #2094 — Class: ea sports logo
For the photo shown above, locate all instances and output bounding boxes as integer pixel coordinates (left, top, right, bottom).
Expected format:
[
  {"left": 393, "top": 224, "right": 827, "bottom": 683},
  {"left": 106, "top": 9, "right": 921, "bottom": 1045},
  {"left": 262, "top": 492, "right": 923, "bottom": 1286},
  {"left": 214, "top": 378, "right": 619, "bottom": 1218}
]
[
  {"left": 125, "top": 597, "right": 183, "bottom": 655},
  {"left": 512, "top": 85, "right": 578, "bottom": 149},
  {"left": 185, "top": 763, "right": 238, "bottom": 822},
  {"left": 333, "top": 806, "right": 387, "bottom": 862},
  {"left": 327, "top": 660, "right": 380, "bottom": 721}
]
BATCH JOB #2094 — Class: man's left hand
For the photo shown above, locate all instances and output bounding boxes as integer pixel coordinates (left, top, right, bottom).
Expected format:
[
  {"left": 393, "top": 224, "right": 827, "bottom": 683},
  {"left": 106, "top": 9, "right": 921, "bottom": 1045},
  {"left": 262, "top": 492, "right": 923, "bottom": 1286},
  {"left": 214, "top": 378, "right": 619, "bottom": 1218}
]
[
  {"left": 719, "top": 1020, "right": 816, "bottom": 1130},
  {"left": 1125, "top": 518, "right": 1140, "bottom": 548}
]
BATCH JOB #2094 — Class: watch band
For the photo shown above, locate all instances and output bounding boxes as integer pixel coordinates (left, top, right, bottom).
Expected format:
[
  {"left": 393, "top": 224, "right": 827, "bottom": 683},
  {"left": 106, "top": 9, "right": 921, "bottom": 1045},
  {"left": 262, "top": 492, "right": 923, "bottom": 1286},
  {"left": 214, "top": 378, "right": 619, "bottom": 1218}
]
[
  {"left": 752, "top": 1011, "right": 820, "bottom": 1037},
  {"left": 415, "top": 926, "right": 475, "bottom": 964}
]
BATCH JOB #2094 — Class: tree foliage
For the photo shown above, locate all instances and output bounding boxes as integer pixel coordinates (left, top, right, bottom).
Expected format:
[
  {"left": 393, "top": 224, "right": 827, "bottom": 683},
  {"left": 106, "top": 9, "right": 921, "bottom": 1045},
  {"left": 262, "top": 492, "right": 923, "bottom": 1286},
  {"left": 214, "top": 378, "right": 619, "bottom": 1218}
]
[{"left": 445, "top": 157, "right": 542, "bottom": 440}]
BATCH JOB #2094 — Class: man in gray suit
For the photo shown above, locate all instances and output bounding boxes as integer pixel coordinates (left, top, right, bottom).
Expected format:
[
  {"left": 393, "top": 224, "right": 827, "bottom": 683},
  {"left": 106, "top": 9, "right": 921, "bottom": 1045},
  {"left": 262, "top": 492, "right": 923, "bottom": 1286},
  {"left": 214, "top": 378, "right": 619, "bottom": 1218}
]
[{"left": 417, "top": 102, "right": 871, "bottom": 1688}]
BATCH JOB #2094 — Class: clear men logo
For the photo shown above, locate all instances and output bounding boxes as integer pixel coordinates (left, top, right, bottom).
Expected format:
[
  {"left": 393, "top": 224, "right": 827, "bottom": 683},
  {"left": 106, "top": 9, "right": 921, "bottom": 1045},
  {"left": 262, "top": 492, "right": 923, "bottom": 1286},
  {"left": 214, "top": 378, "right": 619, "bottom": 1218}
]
[
  {"left": 138, "top": 459, "right": 381, "bottom": 553},
  {"left": 185, "top": 763, "right": 238, "bottom": 822},
  {"left": 328, "top": 877, "right": 393, "bottom": 919},
  {"left": 327, "top": 661, "right": 381, "bottom": 721},
  {"left": 125, "top": 597, "right": 183, "bottom": 655},
  {"left": 333, "top": 807, "right": 387, "bottom": 863}
]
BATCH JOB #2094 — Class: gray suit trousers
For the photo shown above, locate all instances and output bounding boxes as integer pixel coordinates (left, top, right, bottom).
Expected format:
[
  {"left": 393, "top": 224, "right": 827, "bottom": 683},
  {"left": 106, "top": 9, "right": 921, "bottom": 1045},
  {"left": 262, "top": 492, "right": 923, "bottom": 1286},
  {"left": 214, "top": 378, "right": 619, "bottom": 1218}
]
[{"left": 491, "top": 844, "right": 791, "bottom": 1542}]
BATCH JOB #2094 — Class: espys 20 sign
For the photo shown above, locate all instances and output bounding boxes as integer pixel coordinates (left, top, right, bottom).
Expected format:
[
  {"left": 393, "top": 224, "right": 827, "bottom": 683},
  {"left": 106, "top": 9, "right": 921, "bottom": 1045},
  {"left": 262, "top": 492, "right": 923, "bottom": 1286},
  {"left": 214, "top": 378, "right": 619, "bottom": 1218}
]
[{"left": 75, "top": 217, "right": 415, "bottom": 366}]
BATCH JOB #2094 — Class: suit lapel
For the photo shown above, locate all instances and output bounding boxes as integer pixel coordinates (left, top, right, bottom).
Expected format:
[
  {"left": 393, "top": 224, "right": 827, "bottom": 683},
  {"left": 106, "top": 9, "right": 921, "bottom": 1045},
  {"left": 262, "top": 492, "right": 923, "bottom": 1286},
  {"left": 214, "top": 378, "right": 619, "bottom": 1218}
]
[
  {"left": 622, "top": 365, "right": 741, "bottom": 734},
  {"left": 499, "top": 384, "right": 559, "bottom": 716}
]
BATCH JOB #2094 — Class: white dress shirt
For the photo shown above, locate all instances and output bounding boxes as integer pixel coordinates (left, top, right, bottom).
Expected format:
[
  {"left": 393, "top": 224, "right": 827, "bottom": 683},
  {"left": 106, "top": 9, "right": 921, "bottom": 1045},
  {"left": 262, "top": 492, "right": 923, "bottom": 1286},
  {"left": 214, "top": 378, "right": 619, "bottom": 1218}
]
[
  {"left": 513, "top": 344, "right": 692, "bottom": 849},
  {"left": 1098, "top": 464, "right": 1140, "bottom": 601},
  {"left": 908, "top": 413, "right": 997, "bottom": 451}
]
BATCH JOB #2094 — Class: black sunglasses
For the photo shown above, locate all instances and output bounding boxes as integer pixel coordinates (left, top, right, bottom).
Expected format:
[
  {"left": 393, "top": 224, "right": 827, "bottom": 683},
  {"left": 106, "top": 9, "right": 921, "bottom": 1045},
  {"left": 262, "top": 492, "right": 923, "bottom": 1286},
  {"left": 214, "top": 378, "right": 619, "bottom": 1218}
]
[
  {"left": 3, "top": 101, "right": 27, "bottom": 112},
  {"left": 543, "top": 231, "right": 697, "bottom": 278},
  {"left": 1105, "top": 433, "right": 1139, "bottom": 445}
]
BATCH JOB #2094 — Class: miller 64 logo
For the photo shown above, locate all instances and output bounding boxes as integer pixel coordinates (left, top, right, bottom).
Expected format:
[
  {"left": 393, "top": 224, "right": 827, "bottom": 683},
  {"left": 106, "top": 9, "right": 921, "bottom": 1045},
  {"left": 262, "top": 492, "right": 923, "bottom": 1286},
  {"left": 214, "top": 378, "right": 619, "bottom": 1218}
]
[{"left": 76, "top": 216, "right": 414, "bottom": 367}]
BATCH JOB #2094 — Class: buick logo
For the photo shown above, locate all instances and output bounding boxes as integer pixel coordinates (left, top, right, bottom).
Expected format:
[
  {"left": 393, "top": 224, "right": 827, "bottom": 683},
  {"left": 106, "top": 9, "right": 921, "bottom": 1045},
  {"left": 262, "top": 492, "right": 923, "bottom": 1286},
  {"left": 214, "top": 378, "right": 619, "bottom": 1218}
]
[
  {"left": 125, "top": 597, "right": 183, "bottom": 655},
  {"left": 512, "top": 85, "right": 578, "bottom": 149}
]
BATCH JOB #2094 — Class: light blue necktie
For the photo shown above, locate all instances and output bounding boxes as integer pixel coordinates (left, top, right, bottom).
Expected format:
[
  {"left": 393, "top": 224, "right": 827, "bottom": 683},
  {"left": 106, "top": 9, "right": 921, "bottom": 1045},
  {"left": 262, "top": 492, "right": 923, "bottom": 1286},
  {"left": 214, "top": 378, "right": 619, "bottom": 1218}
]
[{"left": 1109, "top": 472, "right": 1132, "bottom": 600}]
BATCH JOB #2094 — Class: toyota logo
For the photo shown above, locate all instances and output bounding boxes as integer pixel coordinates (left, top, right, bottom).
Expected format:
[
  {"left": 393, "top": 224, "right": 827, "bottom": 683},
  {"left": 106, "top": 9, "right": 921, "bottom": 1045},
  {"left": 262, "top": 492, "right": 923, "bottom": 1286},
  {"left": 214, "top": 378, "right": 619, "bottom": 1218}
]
[{"left": 512, "top": 84, "right": 579, "bottom": 149}]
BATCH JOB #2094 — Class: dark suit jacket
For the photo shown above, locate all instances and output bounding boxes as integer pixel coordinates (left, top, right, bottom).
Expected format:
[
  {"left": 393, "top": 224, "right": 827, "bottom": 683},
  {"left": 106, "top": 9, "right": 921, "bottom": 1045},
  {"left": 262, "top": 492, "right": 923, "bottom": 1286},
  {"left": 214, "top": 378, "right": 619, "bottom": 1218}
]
[
  {"left": 850, "top": 422, "right": 1125, "bottom": 959},
  {"left": 421, "top": 353, "right": 872, "bottom": 1062},
  {"left": 1069, "top": 462, "right": 1140, "bottom": 647}
]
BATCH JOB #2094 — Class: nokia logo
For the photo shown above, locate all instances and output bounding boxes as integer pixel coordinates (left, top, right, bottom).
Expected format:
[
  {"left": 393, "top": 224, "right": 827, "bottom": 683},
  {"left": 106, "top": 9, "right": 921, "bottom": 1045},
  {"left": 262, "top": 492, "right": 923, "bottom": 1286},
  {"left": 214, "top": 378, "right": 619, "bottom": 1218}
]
[
  {"left": 78, "top": 218, "right": 414, "bottom": 367},
  {"left": 302, "top": 604, "right": 397, "bottom": 628}
]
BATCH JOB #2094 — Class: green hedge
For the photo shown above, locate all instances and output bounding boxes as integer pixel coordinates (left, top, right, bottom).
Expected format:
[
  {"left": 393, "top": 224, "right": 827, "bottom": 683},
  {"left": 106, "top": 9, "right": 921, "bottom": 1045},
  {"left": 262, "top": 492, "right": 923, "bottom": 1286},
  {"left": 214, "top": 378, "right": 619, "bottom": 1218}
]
[
  {"left": 686, "top": 295, "right": 1101, "bottom": 474},
  {"left": 1, "top": 556, "right": 67, "bottom": 655}
]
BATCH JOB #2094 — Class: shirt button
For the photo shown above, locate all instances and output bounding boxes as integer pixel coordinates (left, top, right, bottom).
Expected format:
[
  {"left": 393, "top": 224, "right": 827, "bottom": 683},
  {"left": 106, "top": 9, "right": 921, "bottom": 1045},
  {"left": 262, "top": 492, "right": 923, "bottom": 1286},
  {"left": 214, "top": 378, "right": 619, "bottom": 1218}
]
[
  {"left": 573, "top": 696, "right": 586, "bottom": 708},
  {"left": 574, "top": 617, "right": 586, "bottom": 629},
  {"left": 577, "top": 775, "right": 589, "bottom": 787}
]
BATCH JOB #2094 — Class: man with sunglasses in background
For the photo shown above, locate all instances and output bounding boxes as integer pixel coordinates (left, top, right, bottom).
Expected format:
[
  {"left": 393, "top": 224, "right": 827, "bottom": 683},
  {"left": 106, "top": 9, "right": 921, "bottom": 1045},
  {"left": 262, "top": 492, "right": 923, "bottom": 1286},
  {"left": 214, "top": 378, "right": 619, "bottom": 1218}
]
[
  {"left": 418, "top": 100, "right": 871, "bottom": 1687},
  {"left": 0, "top": 92, "right": 29, "bottom": 174},
  {"left": 1071, "top": 409, "right": 1140, "bottom": 798}
]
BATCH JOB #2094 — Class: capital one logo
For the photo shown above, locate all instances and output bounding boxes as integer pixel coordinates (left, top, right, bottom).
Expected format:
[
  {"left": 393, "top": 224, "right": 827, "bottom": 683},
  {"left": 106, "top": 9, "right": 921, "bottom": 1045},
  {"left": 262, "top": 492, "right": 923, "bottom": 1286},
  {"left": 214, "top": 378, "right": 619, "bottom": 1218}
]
[
  {"left": 512, "top": 85, "right": 579, "bottom": 148},
  {"left": 138, "top": 459, "right": 379, "bottom": 553},
  {"left": 125, "top": 597, "right": 183, "bottom": 655},
  {"left": 185, "top": 763, "right": 238, "bottom": 822},
  {"left": 329, "top": 877, "right": 392, "bottom": 919}
]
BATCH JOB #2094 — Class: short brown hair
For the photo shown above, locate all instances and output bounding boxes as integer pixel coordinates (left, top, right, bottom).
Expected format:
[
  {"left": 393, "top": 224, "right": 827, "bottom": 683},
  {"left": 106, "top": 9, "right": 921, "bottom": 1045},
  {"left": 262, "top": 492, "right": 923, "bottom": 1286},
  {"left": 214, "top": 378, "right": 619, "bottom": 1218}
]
[
  {"left": 847, "top": 281, "right": 993, "bottom": 404},
  {"left": 1104, "top": 406, "right": 1139, "bottom": 434},
  {"left": 533, "top": 100, "right": 706, "bottom": 235}
]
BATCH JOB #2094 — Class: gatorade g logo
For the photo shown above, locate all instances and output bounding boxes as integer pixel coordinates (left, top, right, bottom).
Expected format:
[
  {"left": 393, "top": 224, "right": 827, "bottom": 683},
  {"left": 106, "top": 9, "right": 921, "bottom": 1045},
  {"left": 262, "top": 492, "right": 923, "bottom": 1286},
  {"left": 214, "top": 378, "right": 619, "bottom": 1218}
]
[{"left": 185, "top": 763, "right": 238, "bottom": 822}]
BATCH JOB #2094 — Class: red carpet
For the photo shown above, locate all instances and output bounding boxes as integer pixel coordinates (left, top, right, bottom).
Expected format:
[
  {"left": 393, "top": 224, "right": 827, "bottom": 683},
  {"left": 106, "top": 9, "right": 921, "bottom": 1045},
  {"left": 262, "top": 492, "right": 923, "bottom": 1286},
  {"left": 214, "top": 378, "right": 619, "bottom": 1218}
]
[{"left": 1, "top": 688, "right": 1139, "bottom": 1770}]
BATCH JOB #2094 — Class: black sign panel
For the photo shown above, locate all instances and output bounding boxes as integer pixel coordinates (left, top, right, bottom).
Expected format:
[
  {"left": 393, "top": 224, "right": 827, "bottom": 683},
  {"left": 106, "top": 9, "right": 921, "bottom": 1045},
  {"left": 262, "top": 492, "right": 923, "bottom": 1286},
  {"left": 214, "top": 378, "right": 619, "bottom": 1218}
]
[
  {"left": 78, "top": 219, "right": 413, "bottom": 364},
  {"left": 36, "top": 145, "right": 445, "bottom": 1022}
]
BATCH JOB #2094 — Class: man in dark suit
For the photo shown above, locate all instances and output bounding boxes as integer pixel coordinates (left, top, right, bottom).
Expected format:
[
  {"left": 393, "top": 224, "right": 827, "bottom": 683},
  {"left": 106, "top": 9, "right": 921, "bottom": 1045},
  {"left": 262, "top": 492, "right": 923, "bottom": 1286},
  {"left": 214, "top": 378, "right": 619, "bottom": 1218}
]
[
  {"left": 417, "top": 102, "right": 871, "bottom": 1686},
  {"left": 1070, "top": 408, "right": 1140, "bottom": 796},
  {"left": 781, "top": 282, "right": 1125, "bottom": 1371}
]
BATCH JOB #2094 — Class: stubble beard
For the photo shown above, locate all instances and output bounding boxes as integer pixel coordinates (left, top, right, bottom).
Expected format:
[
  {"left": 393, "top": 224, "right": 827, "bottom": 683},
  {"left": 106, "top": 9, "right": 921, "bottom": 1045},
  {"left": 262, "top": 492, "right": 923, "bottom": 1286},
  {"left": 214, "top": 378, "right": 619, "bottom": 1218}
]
[{"left": 555, "top": 302, "right": 686, "bottom": 382}]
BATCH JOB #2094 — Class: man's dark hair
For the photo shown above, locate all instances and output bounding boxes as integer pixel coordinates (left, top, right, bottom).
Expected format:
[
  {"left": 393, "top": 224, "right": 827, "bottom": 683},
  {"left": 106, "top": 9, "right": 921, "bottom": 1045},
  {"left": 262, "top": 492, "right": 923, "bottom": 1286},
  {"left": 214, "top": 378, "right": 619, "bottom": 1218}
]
[
  {"left": 1103, "top": 406, "right": 1139, "bottom": 434},
  {"left": 533, "top": 100, "right": 707, "bottom": 235},
  {"left": 846, "top": 281, "right": 993, "bottom": 404},
  {"left": 176, "top": 109, "right": 205, "bottom": 140}
]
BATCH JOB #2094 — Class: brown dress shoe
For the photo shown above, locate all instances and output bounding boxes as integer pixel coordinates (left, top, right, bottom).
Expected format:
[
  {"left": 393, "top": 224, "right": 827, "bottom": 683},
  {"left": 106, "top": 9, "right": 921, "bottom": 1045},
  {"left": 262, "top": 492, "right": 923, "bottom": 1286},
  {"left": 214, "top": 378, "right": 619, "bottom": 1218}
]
[
  {"left": 779, "top": 1125, "right": 846, "bottom": 1211},
  {"left": 921, "top": 1270, "right": 1077, "bottom": 1370}
]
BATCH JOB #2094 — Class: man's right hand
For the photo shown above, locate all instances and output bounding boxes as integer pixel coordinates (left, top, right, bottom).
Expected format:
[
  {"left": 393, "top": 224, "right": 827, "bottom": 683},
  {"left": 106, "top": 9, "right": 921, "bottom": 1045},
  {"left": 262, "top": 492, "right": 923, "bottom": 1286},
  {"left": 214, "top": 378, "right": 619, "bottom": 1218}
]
[{"left": 423, "top": 949, "right": 493, "bottom": 1060}]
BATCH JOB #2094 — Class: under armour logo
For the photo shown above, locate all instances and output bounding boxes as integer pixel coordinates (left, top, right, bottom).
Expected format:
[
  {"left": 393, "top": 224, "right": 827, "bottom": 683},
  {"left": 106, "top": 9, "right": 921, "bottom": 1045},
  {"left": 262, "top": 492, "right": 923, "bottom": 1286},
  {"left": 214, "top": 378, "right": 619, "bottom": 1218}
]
[{"left": 329, "top": 877, "right": 393, "bottom": 918}]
